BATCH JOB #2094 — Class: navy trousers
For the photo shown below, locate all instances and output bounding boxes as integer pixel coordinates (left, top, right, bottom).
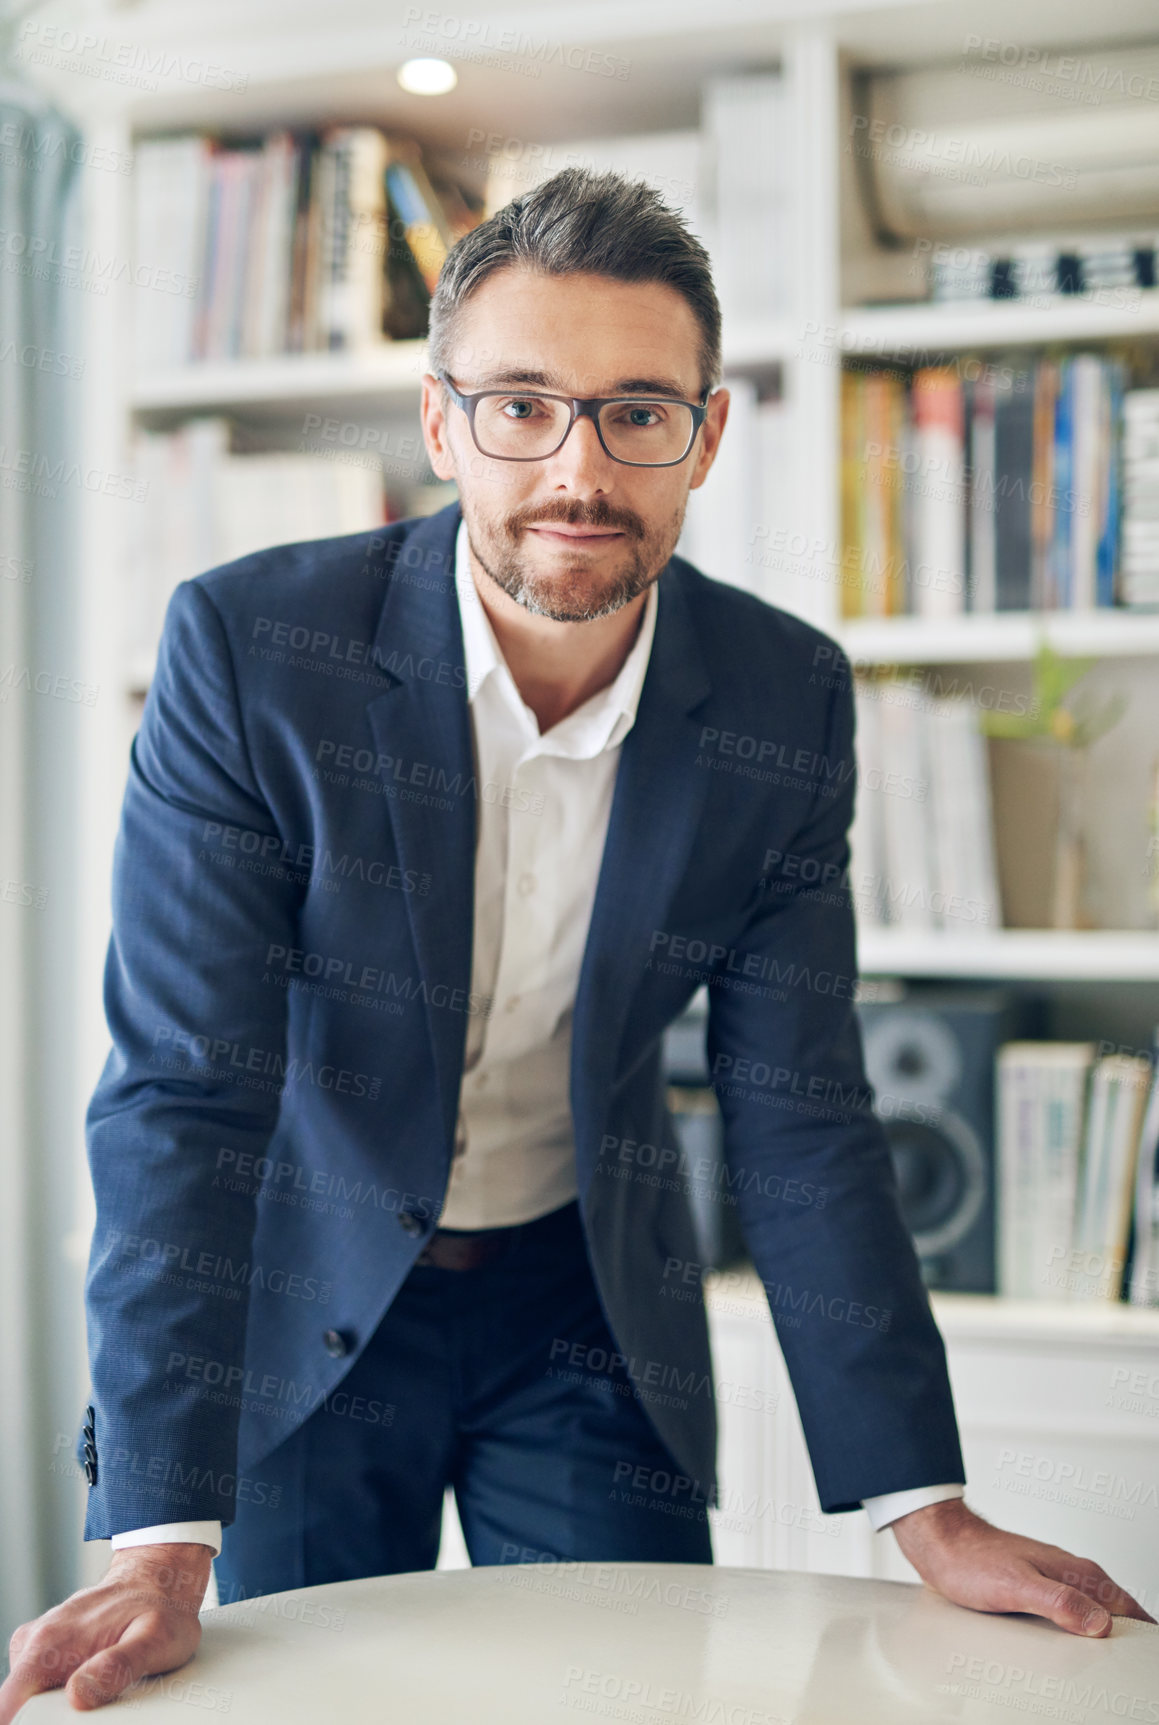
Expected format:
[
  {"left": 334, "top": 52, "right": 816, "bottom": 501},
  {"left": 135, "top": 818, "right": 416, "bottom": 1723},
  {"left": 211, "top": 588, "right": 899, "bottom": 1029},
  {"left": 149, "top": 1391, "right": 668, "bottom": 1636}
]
[{"left": 215, "top": 1199, "right": 713, "bottom": 1600}]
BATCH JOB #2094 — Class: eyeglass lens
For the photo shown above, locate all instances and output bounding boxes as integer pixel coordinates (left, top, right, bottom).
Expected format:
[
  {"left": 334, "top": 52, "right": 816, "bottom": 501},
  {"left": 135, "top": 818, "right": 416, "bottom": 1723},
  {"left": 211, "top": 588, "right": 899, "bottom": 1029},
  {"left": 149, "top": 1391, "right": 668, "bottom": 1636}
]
[{"left": 472, "top": 394, "right": 695, "bottom": 463}]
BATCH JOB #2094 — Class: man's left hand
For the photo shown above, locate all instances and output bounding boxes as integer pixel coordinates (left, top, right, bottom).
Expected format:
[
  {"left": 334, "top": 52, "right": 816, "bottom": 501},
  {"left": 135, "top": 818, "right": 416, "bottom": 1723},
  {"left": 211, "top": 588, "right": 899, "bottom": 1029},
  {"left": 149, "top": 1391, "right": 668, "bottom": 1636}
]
[{"left": 890, "top": 1498, "right": 1156, "bottom": 1636}]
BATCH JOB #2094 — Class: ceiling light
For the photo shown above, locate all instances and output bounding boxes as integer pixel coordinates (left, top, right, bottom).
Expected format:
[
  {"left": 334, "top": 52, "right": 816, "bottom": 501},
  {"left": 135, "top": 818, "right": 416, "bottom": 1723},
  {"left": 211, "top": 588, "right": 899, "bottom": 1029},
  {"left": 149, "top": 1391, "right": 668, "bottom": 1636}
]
[{"left": 397, "top": 58, "right": 458, "bottom": 96}]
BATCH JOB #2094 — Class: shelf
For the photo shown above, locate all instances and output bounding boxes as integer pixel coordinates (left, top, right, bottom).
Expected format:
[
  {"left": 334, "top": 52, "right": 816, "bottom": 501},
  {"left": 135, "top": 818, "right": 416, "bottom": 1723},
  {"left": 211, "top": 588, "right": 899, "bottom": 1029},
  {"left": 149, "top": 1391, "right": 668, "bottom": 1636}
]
[
  {"left": 130, "top": 330, "right": 803, "bottom": 416},
  {"left": 127, "top": 297, "right": 1159, "bottom": 420},
  {"left": 857, "top": 928, "right": 1159, "bottom": 983},
  {"left": 838, "top": 292, "right": 1159, "bottom": 357},
  {"left": 929, "top": 1292, "right": 1159, "bottom": 1343},
  {"left": 131, "top": 342, "right": 429, "bottom": 416},
  {"left": 722, "top": 319, "right": 798, "bottom": 371},
  {"left": 837, "top": 610, "right": 1159, "bottom": 665},
  {"left": 705, "top": 1270, "right": 1159, "bottom": 1339}
]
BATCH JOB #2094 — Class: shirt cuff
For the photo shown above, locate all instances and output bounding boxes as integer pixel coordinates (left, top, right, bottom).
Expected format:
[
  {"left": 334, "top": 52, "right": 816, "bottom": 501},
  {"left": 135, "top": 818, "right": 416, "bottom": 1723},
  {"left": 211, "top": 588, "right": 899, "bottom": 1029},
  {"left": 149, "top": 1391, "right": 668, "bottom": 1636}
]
[
  {"left": 109, "top": 1521, "right": 223, "bottom": 1557},
  {"left": 862, "top": 1483, "right": 965, "bottom": 1532}
]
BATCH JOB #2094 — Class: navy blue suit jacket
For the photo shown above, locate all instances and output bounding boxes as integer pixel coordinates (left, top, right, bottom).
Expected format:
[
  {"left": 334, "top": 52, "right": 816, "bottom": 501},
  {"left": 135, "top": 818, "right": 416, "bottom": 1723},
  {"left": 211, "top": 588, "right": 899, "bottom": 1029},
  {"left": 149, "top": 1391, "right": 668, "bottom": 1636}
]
[{"left": 81, "top": 501, "right": 963, "bottom": 1537}]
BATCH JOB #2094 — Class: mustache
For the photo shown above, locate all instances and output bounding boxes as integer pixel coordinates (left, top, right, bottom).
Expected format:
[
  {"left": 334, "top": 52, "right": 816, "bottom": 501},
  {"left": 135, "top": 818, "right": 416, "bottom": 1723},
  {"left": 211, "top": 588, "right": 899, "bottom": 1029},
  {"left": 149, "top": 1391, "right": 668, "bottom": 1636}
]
[{"left": 504, "top": 499, "right": 646, "bottom": 540}]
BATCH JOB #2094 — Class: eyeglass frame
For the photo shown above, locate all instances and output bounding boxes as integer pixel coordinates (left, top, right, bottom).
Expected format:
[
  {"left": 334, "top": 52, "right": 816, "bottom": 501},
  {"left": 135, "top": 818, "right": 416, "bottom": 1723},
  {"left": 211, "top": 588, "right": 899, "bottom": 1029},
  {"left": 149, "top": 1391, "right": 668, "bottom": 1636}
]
[{"left": 435, "top": 370, "right": 712, "bottom": 468}]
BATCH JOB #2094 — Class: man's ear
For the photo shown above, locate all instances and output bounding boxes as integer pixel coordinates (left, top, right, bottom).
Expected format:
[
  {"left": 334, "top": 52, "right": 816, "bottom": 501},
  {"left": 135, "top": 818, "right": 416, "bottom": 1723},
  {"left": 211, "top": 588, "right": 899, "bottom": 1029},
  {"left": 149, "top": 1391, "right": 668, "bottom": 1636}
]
[
  {"left": 420, "top": 373, "right": 457, "bottom": 482},
  {"left": 688, "top": 386, "right": 731, "bottom": 492}
]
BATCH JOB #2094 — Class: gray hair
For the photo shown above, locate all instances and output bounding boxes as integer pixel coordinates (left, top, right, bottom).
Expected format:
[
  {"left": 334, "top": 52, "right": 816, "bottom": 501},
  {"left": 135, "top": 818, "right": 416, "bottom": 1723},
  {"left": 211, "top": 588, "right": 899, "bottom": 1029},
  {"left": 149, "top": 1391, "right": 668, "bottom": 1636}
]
[{"left": 427, "top": 166, "right": 721, "bottom": 396}]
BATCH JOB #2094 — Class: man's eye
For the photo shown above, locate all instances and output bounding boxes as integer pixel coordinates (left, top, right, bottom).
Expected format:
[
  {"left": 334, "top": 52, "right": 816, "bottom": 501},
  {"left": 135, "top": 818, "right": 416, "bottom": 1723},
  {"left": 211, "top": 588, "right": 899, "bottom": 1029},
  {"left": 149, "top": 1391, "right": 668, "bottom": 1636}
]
[
  {"left": 611, "top": 404, "right": 664, "bottom": 427},
  {"left": 500, "top": 398, "right": 541, "bottom": 420}
]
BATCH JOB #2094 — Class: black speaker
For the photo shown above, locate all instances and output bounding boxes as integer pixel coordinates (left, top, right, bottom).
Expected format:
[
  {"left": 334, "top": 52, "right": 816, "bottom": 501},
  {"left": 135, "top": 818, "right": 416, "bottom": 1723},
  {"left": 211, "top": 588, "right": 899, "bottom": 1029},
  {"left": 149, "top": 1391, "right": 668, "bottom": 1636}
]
[{"left": 855, "top": 984, "right": 1035, "bottom": 1292}]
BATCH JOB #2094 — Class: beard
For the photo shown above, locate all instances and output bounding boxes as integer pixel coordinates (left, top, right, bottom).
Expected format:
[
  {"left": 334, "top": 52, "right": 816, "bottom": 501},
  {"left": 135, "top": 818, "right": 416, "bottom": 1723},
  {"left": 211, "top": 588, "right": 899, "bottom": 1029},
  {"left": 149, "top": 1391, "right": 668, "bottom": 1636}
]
[{"left": 461, "top": 493, "right": 686, "bottom": 622}]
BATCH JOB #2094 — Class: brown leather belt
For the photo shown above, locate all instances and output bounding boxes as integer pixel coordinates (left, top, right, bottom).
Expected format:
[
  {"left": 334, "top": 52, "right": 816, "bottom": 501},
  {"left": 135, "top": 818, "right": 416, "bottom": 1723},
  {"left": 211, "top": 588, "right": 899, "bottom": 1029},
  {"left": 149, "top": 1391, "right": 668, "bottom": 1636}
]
[{"left": 414, "top": 1225, "right": 516, "bottom": 1271}]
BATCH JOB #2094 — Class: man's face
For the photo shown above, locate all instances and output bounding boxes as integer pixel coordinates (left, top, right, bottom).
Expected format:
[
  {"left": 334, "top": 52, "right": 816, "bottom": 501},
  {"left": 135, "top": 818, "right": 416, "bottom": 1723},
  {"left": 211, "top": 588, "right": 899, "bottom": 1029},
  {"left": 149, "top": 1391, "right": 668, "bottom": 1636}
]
[{"left": 421, "top": 267, "right": 729, "bottom": 623}]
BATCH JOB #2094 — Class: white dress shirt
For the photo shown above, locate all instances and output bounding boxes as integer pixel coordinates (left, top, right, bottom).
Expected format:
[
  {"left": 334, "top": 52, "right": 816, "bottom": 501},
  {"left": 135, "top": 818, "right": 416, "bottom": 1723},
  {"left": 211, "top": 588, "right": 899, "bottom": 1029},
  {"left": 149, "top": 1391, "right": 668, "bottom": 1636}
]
[
  {"left": 109, "top": 519, "right": 960, "bottom": 1555},
  {"left": 437, "top": 517, "right": 658, "bottom": 1227}
]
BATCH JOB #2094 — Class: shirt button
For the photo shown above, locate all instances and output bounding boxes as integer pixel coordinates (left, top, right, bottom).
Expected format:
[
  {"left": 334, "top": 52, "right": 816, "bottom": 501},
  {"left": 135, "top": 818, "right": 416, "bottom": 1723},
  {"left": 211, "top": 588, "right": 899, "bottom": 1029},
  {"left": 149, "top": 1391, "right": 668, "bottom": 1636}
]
[
  {"left": 323, "top": 1329, "right": 349, "bottom": 1358},
  {"left": 517, "top": 873, "right": 536, "bottom": 896},
  {"left": 505, "top": 994, "right": 521, "bottom": 1013},
  {"left": 474, "top": 1071, "right": 488, "bottom": 1088},
  {"left": 398, "top": 1211, "right": 424, "bottom": 1237}
]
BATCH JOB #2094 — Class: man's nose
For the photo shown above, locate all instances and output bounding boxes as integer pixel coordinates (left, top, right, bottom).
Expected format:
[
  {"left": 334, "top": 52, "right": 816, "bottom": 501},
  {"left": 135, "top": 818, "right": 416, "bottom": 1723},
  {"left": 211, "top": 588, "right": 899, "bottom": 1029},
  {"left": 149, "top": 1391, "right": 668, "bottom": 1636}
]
[{"left": 545, "top": 412, "right": 617, "bottom": 492}]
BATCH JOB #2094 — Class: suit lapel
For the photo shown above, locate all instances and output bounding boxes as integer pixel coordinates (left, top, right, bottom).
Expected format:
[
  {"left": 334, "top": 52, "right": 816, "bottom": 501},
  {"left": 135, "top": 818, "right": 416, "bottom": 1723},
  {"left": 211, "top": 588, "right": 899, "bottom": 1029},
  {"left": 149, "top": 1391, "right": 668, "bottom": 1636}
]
[
  {"left": 570, "top": 561, "right": 713, "bottom": 1195},
  {"left": 364, "top": 505, "right": 475, "bottom": 1151}
]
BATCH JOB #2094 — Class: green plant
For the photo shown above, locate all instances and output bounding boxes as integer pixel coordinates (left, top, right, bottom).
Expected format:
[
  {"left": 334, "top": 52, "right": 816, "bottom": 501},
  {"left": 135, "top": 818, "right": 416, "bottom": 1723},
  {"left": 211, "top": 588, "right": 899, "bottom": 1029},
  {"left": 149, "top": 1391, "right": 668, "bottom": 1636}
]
[{"left": 978, "top": 640, "right": 1126, "bottom": 748}]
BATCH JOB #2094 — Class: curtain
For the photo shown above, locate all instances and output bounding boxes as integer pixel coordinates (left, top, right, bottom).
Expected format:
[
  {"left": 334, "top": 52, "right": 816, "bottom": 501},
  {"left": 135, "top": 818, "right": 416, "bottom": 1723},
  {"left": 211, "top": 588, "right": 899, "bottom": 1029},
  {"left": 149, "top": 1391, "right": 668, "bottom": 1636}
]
[{"left": 0, "top": 22, "right": 87, "bottom": 1647}]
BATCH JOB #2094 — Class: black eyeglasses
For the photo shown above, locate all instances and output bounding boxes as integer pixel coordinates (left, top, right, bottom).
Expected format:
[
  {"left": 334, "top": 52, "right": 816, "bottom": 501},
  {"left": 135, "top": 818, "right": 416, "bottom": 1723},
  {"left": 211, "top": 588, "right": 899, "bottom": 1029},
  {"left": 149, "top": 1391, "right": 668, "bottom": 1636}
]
[{"left": 437, "top": 371, "right": 710, "bottom": 467}]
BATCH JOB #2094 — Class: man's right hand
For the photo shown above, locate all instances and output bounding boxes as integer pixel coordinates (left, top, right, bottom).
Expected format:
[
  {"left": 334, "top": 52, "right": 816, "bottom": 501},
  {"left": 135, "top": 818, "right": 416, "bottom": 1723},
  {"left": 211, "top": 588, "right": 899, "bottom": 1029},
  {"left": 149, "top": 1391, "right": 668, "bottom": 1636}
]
[{"left": 0, "top": 1543, "right": 214, "bottom": 1720}]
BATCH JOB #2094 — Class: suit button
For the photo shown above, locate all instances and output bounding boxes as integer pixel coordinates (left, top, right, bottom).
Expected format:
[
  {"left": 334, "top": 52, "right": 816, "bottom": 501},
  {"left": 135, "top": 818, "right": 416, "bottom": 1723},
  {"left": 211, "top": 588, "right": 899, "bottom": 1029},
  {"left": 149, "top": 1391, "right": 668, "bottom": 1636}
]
[
  {"left": 323, "top": 1329, "right": 348, "bottom": 1358},
  {"left": 398, "top": 1211, "right": 424, "bottom": 1237}
]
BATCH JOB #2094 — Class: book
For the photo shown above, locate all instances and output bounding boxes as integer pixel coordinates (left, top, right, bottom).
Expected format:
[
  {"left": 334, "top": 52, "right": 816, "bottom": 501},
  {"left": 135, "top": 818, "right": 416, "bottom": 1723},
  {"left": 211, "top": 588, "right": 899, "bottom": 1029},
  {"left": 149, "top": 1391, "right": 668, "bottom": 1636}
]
[
  {"left": 923, "top": 695, "right": 1002, "bottom": 933},
  {"left": 996, "top": 1042, "right": 1095, "bottom": 1299},
  {"left": 1128, "top": 1061, "right": 1159, "bottom": 1306},
  {"left": 863, "top": 371, "right": 906, "bottom": 617},
  {"left": 1070, "top": 1053, "right": 1152, "bottom": 1301},
  {"left": 1029, "top": 361, "right": 1058, "bottom": 608},
  {"left": 848, "top": 678, "right": 886, "bottom": 928},
  {"left": 385, "top": 147, "right": 454, "bottom": 295},
  {"left": 967, "top": 374, "right": 996, "bottom": 612},
  {"left": 876, "top": 688, "right": 935, "bottom": 931},
  {"left": 1121, "top": 390, "right": 1159, "bottom": 607},
  {"left": 993, "top": 371, "right": 1035, "bottom": 610},
  {"left": 908, "top": 368, "right": 966, "bottom": 617},
  {"left": 133, "top": 135, "right": 212, "bottom": 370},
  {"left": 317, "top": 128, "right": 391, "bottom": 350}
]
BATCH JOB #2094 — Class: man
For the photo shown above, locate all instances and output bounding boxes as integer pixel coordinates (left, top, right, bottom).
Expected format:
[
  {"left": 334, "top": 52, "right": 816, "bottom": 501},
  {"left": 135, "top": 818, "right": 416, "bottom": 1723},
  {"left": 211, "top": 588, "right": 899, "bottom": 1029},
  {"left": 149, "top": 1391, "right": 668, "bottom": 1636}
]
[{"left": 1, "top": 168, "right": 1149, "bottom": 1719}]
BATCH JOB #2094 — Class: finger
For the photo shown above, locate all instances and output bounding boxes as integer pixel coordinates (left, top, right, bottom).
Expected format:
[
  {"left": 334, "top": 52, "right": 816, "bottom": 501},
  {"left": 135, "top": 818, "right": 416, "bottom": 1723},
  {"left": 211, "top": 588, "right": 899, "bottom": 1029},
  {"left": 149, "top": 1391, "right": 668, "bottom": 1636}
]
[
  {"left": 1054, "top": 1562, "right": 1157, "bottom": 1625},
  {"left": 1019, "top": 1573, "right": 1116, "bottom": 1637},
  {"left": 65, "top": 1615, "right": 185, "bottom": 1712},
  {"left": 0, "top": 1644, "right": 84, "bottom": 1725}
]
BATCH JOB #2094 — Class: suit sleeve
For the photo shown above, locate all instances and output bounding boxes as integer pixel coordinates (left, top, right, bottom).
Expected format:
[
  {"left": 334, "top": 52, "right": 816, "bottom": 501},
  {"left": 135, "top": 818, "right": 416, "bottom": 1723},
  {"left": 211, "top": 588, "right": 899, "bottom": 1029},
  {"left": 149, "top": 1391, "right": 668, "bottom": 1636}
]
[
  {"left": 705, "top": 663, "right": 966, "bottom": 1514},
  {"left": 82, "top": 579, "right": 302, "bottom": 1538}
]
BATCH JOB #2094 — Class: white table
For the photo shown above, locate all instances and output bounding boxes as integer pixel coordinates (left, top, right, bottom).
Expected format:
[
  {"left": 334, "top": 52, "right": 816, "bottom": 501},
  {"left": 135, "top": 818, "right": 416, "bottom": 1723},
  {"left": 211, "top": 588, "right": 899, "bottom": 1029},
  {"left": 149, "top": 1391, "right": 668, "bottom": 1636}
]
[{"left": 20, "top": 1564, "right": 1159, "bottom": 1723}]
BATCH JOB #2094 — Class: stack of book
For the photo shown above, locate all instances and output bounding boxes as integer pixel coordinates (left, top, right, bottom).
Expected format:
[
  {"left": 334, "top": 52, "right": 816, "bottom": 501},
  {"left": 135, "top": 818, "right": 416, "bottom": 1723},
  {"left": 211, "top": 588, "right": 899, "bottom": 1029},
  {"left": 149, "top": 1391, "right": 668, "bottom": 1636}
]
[
  {"left": 1122, "top": 390, "right": 1159, "bottom": 607},
  {"left": 127, "top": 418, "right": 387, "bottom": 682},
  {"left": 840, "top": 355, "right": 1127, "bottom": 617},
  {"left": 997, "top": 1042, "right": 1159, "bottom": 1305},
  {"left": 848, "top": 677, "right": 1003, "bottom": 934},
  {"left": 133, "top": 129, "right": 482, "bottom": 370}
]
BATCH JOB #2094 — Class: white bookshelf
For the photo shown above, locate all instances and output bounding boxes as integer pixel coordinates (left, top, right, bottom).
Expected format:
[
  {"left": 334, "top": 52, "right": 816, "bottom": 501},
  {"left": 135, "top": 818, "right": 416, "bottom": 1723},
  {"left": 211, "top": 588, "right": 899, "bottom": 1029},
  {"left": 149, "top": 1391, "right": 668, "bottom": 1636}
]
[
  {"left": 839, "top": 292, "right": 1159, "bottom": 355},
  {"left": 707, "top": 1267, "right": 1159, "bottom": 1342},
  {"left": 858, "top": 929, "right": 1159, "bottom": 983},
  {"left": 839, "top": 610, "right": 1159, "bottom": 666},
  {"left": 132, "top": 341, "right": 429, "bottom": 415}
]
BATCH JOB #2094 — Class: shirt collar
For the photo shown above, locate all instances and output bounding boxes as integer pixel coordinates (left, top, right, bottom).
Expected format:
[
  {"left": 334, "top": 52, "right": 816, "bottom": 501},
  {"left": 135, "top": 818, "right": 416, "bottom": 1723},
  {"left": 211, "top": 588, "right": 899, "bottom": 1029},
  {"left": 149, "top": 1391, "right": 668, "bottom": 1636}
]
[{"left": 453, "top": 514, "right": 658, "bottom": 756}]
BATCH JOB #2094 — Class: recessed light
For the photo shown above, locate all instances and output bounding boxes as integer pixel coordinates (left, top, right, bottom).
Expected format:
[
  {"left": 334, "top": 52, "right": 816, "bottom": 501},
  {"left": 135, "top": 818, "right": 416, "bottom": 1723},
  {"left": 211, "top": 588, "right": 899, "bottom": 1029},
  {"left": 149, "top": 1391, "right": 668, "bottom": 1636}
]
[{"left": 397, "top": 58, "right": 458, "bottom": 96}]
